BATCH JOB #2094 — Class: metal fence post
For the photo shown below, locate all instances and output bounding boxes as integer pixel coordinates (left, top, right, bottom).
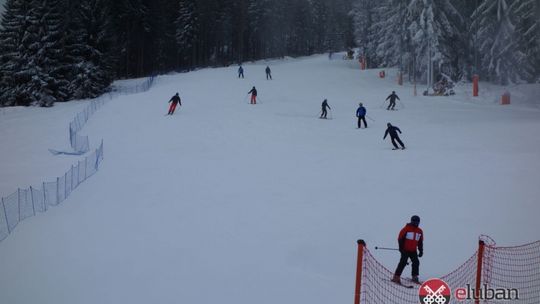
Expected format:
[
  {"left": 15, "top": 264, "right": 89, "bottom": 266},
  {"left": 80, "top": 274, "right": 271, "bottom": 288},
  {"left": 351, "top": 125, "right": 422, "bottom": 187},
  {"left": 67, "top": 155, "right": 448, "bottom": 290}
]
[
  {"left": 83, "top": 157, "right": 87, "bottom": 180},
  {"left": 30, "top": 186, "right": 35, "bottom": 216},
  {"left": 43, "top": 182, "right": 47, "bottom": 211},
  {"left": 2, "top": 197, "right": 10, "bottom": 234},
  {"left": 56, "top": 177, "right": 60, "bottom": 205},
  {"left": 71, "top": 165, "right": 74, "bottom": 191},
  {"left": 475, "top": 240, "right": 485, "bottom": 304},
  {"left": 17, "top": 188, "right": 21, "bottom": 221},
  {"left": 64, "top": 172, "right": 68, "bottom": 199},
  {"left": 354, "top": 240, "right": 366, "bottom": 304}
]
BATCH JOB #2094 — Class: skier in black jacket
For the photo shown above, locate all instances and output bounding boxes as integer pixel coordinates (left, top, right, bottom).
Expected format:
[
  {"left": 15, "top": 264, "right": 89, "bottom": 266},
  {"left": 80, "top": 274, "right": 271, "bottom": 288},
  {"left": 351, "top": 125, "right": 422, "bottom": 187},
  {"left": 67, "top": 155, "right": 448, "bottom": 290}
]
[
  {"left": 386, "top": 91, "right": 400, "bottom": 110},
  {"left": 167, "top": 92, "right": 181, "bottom": 115},
  {"left": 320, "top": 99, "right": 331, "bottom": 119},
  {"left": 383, "top": 123, "right": 405, "bottom": 149},
  {"left": 248, "top": 86, "right": 257, "bottom": 104},
  {"left": 265, "top": 66, "right": 272, "bottom": 80},
  {"left": 238, "top": 65, "right": 244, "bottom": 78}
]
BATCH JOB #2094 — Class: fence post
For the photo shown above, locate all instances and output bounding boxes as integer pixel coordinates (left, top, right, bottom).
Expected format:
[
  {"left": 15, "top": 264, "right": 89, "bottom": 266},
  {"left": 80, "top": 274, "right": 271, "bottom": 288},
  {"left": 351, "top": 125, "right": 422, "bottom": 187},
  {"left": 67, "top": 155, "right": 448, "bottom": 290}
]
[
  {"left": 84, "top": 157, "right": 88, "bottom": 180},
  {"left": 71, "top": 165, "right": 74, "bottom": 191},
  {"left": 17, "top": 188, "right": 21, "bottom": 221},
  {"left": 30, "top": 186, "right": 35, "bottom": 216},
  {"left": 475, "top": 240, "right": 485, "bottom": 304},
  {"left": 2, "top": 197, "right": 10, "bottom": 233},
  {"left": 354, "top": 239, "right": 366, "bottom": 304},
  {"left": 43, "top": 182, "right": 47, "bottom": 211},
  {"left": 473, "top": 74, "right": 479, "bottom": 97},
  {"left": 56, "top": 177, "right": 60, "bottom": 205},
  {"left": 64, "top": 172, "right": 68, "bottom": 199}
]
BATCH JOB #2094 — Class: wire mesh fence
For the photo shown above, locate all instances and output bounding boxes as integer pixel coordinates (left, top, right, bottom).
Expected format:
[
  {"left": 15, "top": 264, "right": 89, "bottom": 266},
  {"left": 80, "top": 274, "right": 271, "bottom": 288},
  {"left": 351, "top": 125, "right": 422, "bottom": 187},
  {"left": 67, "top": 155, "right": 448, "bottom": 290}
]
[
  {"left": 355, "top": 238, "right": 540, "bottom": 304},
  {"left": 0, "top": 142, "right": 103, "bottom": 242},
  {"left": 67, "top": 76, "right": 156, "bottom": 154},
  {"left": 1, "top": 75, "right": 156, "bottom": 243}
]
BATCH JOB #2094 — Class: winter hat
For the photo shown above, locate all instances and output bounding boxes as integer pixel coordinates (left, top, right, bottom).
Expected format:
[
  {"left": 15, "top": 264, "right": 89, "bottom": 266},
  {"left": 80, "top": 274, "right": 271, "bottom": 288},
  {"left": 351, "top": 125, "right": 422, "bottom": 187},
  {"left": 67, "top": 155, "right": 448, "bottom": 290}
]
[
  {"left": 359, "top": 102, "right": 363, "bottom": 106},
  {"left": 411, "top": 215, "right": 420, "bottom": 224}
]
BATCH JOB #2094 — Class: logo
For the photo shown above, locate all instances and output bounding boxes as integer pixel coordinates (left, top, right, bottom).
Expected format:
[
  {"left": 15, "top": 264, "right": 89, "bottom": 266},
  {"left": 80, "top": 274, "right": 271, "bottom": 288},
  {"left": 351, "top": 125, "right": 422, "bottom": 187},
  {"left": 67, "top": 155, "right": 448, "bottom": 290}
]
[
  {"left": 419, "top": 278, "right": 451, "bottom": 304},
  {"left": 454, "top": 284, "right": 519, "bottom": 301}
]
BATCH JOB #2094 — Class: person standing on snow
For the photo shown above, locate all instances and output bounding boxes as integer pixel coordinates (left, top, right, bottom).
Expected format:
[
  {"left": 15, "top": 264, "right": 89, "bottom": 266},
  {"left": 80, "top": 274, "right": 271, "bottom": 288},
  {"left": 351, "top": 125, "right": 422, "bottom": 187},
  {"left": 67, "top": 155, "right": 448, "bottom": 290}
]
[
  {"left": 383, "top": 123, "right": 405, "bottom": 149},
  {"left": 265, "top": 66, "right": 272, "bottom": 80},
  {"left": 238, "top": 65, "right": 244, "bottom": 78},
  {"left": 167, "top": 92, "right": 182, "bottom": 115},
  {"left": 385, "top": 91, "right": 400, "bottom": 110},
  {"left": 392, "top": 215, "right": 423, "bottom": 284},
  {"left": 356, "top": 102, "right": 367, "bottom": 128},
  {"left": 248, "top": 86, "right": 258, "bottom": 104},
  {"left": 320, "top": 99, "right": 331, "bottom": 119}
]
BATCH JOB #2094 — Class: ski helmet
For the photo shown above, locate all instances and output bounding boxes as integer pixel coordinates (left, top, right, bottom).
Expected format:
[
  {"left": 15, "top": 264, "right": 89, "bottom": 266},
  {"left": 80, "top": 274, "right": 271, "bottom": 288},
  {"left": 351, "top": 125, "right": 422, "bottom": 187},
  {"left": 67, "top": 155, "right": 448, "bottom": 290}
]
[{"left": 411, "top": 215, "right": 420, "bottom": 224}]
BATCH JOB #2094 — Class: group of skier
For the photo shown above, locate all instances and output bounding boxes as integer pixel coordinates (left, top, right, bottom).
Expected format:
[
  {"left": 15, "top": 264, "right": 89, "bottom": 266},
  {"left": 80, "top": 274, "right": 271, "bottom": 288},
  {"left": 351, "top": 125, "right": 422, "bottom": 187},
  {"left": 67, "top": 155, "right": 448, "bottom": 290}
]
[
  {"left": 319, "top": 92, "right": 406, "bottom": 150},
  {"left": 238, "top": 65, "right": 272, "bottom": 80},
  {"left": 166, "top": 84, "right": 419, "bottom": 285}
]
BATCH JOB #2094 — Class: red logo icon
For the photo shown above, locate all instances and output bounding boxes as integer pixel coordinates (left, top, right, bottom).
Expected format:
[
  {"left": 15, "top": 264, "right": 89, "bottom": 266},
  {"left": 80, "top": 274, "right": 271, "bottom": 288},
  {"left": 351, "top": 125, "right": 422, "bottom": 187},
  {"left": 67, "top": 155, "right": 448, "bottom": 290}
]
[{"left": 419, "top": 278, "right": 451, "bottom": 304}]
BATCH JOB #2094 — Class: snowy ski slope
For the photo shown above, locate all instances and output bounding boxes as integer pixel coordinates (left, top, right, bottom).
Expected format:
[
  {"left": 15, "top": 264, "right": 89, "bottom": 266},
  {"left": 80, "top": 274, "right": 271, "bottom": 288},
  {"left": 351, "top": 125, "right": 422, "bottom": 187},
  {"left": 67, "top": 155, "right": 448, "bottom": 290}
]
[{"left": 0, "top": 54, "right": 539, "bottom": 304}]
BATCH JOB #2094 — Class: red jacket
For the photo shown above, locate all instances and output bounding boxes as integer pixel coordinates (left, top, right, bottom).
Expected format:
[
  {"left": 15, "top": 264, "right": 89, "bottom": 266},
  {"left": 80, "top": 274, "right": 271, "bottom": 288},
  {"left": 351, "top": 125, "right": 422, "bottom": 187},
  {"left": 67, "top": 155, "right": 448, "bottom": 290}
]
[{"left": 398, "top": 223, "right": 423, "bottom": 253}]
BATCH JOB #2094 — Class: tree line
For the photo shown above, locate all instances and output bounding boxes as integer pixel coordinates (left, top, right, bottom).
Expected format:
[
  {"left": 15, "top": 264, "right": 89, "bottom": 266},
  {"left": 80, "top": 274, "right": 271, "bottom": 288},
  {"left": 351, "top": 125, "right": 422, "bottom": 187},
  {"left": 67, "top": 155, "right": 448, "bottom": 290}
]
[
  {"left": 350, "top": 0, "right": 540, "bottom": 86},
  {"left": 0, "top": 0, "right": 354, "bottom": 107}
]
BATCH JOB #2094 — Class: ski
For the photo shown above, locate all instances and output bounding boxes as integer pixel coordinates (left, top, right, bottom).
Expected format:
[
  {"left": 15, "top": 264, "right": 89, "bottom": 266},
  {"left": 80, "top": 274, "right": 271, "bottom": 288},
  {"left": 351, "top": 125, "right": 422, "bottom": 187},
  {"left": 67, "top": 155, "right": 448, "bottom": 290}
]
[
  {"left": 404, "top": 278, "right": 423, "bottom": 285},
  {"left": 384, "top": 279, "right": 414, "bottom": 289}
]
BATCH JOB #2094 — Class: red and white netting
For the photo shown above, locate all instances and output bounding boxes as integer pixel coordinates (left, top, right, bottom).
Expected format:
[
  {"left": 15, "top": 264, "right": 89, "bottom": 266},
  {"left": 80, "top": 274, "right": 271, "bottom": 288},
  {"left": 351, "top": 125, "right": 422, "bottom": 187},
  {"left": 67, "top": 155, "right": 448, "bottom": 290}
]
[{"left": 357, "top": 237, "right": 540, "bottom": 304}]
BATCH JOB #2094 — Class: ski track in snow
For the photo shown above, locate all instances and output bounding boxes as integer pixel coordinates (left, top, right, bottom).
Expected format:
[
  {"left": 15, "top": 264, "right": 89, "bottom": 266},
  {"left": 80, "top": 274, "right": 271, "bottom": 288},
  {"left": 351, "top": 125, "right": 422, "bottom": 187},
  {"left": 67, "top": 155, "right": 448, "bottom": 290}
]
[{"left": 0, "top": 54, "right": 539, "bottom": 304}]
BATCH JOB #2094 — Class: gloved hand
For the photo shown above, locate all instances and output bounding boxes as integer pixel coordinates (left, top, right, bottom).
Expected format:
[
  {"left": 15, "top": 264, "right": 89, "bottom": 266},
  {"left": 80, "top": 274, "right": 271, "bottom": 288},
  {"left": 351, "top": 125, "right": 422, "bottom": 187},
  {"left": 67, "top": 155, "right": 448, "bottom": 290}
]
[{"left": 418, "top": 251, "right": 423, "bottom": 258}]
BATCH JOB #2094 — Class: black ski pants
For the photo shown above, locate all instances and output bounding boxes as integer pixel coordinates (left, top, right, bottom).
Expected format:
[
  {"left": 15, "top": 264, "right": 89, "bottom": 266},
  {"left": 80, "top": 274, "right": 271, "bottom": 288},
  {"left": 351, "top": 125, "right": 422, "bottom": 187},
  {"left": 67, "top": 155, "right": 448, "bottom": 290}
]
[
  {"left": 391, "top": 136, "right": 405, "bottom": 149},
  {"left": 387, "top": 100, "right": 396, "bottom": 110},
  {"left": 357, "top": 116, "right": 367, "bottom": 128},
  {"left": 395, "top": 251, "right": 419, "bottom": 277},
  {"left": 321, "top": 108, "right": 328, "bottom": 118}
]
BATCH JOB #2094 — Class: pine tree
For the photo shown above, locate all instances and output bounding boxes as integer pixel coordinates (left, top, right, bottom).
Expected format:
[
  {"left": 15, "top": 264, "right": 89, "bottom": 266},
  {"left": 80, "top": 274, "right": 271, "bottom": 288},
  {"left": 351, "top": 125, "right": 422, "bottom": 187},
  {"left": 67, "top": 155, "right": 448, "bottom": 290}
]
[
  {"left": 65, "top": 0, "right": 114, "bottom": 99},
  {"left": 472, "top": 0, "right": 526, "bottom": 84},
  {"left": 372, "top": 0, "right": 410, "bottom": 70},
  {"left": 0, "top": 0, "right": 32, "bottom": 106},
  {"left": 350, "top": 0, "right": 381, "bottom": 66},
  {"left": 510, "top": 0, "right": 540, "bottom": 82},
  {"left": 176, "top": 0, "right": 198, "bottom": 69},
  {"left": 408, "top": 0, "right": 463, "bottom": 82}
]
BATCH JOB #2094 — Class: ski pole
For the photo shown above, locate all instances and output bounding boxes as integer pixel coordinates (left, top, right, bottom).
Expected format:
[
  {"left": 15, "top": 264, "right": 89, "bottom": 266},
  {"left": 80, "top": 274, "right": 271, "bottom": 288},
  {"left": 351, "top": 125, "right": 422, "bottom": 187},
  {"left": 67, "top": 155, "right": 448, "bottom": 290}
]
[
  {"left": 375, "top": 246, "right": 400, "bottom": 251},
  {"left": 243, "top": 94, "right": 249, "bottom": 104},
  {"left": 366, "top": 115, "right": 375, "bottom": 122},
  {"left": 329, "top": 109, "right": 333, "bottom": 120}
]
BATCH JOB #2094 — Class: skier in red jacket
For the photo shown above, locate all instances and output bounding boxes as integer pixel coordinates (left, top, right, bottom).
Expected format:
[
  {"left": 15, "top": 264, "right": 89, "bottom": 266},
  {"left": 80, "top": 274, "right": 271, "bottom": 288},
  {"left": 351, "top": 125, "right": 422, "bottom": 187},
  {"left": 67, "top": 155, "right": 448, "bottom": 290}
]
[
  {"left": 167, "top": 92, "right": 181, "bottom": 115},
  {"left": 392, "top": 215, "right": 423, "bottom": 284}
]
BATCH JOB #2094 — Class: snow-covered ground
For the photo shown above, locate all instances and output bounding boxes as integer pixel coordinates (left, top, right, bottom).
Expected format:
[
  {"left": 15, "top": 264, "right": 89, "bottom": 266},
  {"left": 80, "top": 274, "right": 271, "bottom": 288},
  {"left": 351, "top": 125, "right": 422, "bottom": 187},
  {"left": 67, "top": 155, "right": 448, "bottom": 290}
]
[{"left": 0, "top": 54, "right": 539, "bottom": 304}]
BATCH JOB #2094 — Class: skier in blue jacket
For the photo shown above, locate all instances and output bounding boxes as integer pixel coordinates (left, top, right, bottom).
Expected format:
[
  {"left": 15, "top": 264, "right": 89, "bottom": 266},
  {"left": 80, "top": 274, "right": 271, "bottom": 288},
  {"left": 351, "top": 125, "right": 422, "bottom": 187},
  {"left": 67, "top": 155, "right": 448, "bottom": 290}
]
[{"left": 356, "top": 103, "right": 367, "bottom": 128}]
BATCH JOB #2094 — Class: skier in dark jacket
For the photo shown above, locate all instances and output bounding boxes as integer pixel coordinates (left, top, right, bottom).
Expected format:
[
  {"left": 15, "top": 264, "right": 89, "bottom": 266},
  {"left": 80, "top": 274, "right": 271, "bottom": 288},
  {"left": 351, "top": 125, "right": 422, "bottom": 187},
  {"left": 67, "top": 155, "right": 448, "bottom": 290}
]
[
  {"left": 386, "top": 91, "right": 400, "bottom": 110},
  {"left": 383, "top": 123, "right": 405, "bottom": 149},
  {"left": 320, "top": 99, "right": 331, "bottom": 119},
  {"left": 356, "top": 103, "right": 367, "bottom": 128},
  {"left": 392, "top": 215, "right": 423, "bottom": 284},
  {"left": 238, "top": 65, "right": 244, "bottom": 78},
  {"left": 167, "top": 92, "right": 181, "bottom": 115},
  {"left": 265, "top": 66, "right": 272, "bottom": 80},
  {"left": 248, "top": 86, "right": 257, "bottom": 104}
]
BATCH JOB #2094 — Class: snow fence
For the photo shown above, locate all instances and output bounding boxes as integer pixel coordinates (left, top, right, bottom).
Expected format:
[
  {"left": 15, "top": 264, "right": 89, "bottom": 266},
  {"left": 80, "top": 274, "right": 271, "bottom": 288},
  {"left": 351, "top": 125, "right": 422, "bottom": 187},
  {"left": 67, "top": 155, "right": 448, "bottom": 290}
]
[
  {"left": 353, "top": 236, "right": 540, "bottom": 304},
  {"left": 0, "top": 142, "right": 103, "bottom": 241},
  {"left": 0, "top": 75, "right": 156, "bottom": 243},
  {"left": 65, "top": 76, "right": 156, "bottom": 154}
]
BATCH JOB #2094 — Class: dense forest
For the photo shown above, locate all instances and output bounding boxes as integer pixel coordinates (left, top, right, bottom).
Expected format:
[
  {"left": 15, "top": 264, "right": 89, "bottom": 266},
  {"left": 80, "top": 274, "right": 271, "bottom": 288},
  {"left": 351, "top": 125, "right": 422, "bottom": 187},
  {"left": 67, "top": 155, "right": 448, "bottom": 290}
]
[
  {"left": 0, "top": 0, "right": 538, "bottom": 107},
  {"left": 351, "top": 0, "right": 540, "bottom": 87},
  {"left": 0, "top": 0, "right": 354, "bottom": 106}
]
